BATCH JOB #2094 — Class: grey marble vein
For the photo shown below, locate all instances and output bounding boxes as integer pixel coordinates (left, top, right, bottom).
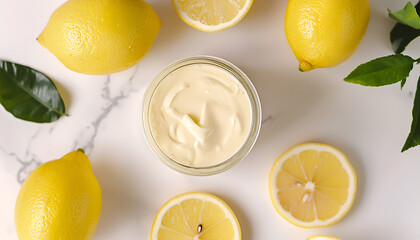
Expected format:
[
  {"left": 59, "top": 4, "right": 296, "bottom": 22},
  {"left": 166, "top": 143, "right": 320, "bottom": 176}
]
[
  {"left": 1, "top": 65, "right": 142, "bottom": 185},
  {"left": 0, "top": 128, "right": 42, "bottom": 184},
  {"left": 262, "top": 113, "right": 280, "bottom": 125},
  {"left": 73, "top": 65, "right": 140, "bottom": 155}
]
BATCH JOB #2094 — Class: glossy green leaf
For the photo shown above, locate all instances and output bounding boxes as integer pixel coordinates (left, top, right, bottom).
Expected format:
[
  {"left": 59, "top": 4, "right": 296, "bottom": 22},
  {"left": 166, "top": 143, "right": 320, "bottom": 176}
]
[
  {"left": 401, "top": 78, "right": 407, "bottom": 89},
  {"left": 0, "top": 60, "right": 66, "bottom": 123},
  {"left": 402, "top": 77, "right": 420, "bottom": 152},
  {"left": 390, "top": 1, "right": 420, "bottom": 54},
  {"left": 388, "top": 2, "right": 420, "bottom": 29},
  {"left": 344, "top": 55, "right": 414, "bottom": 86}
]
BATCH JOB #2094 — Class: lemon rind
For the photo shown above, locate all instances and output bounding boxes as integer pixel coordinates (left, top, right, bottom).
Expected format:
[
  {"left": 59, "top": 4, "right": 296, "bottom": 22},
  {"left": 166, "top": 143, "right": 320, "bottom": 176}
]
[
  {"left": 150, "top": 192, "right": 241, "bottom": 240},
  {"left": 172, "top": 0, "right": 254, "bottom": 32},
  {"left": 269, "top": 143, "right": 357, "bottom": 228}
]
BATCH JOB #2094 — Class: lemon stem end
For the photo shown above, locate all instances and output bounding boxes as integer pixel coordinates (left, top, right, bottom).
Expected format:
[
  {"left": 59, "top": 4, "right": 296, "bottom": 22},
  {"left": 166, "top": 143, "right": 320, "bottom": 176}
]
[
  {"left": 299, "top": 61, "right": 312, "bottom": 72},
  {"left": 77, "top": 148, "right": 85, "bottom": 154}
]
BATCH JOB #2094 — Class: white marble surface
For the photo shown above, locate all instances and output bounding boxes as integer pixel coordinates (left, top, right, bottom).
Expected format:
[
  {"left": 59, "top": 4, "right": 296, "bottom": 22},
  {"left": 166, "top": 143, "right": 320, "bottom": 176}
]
[{"left": 1, "top": 0, "right": 420, "bottom": 239}]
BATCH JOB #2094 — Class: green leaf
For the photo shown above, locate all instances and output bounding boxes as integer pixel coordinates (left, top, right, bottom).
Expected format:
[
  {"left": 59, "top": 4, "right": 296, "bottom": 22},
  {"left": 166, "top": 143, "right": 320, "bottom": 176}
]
[
  {"left": 390, "top": 1, "right": 420, "bottom": 54},
  {"left": 401, "top": 78, "right": 407, "bottom": 89},
  {"left": 402, "top": 77, "right": 420, "bottom": 152},
  {"left": 344, "top": 55, "right": 414, "bottom": 86},
  {"left": 388, "top": 2, "right": 420, "bottom": 29},
  {"left": 0, "top": 60, "right": 66, "bottom": 123}
]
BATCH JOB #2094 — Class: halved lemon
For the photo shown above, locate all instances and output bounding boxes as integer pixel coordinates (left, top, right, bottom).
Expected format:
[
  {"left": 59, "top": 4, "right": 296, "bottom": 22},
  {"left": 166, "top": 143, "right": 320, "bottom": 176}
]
[
  {"left": 307, "top": 235, "right": 341, "bottom": 240},
  {"left": 172, "top": 0, "right": 254, "bottom": 32},
  {"left": 269, "top": 143, "right": 357, "bottom": 228},
  {"left": 150, "top": 192, "right": 241, "bottom": 240}
]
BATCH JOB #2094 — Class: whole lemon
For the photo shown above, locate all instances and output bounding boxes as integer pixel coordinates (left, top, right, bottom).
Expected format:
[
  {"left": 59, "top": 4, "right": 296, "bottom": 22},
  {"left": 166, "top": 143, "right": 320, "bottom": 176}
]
[
  {"left": 285, "top": 0, "right": 370, "bottom": 71},
  {"left": 15, "top": 149, "right": 102, "bottom": 240},
  {"left": 38, "top": 0, "right": 161, "bottom": 75}
]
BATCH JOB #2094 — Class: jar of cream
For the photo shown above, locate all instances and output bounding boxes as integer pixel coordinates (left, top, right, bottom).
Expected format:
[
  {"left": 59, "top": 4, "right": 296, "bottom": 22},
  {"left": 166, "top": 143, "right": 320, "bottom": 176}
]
[{"left": 143, "top": 56, "right": 261, "bottom": 175}]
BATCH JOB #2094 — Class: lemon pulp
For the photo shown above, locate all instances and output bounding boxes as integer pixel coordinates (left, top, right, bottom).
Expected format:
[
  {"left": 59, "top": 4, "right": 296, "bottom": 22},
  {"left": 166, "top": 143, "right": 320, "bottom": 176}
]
[
  {"left": 269, "top": 143, "right": 356, "bottom": 228},
  {"left": 151, "top": 192, "right": 241, "bottom": 240},
  {"left": 173, "top": 0, "right": 254, "bottom": 32}
]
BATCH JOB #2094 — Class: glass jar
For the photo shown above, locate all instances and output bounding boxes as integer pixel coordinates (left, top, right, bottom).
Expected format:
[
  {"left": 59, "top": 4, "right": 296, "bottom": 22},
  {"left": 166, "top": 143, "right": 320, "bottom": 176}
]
[{"left": 142, "top": 56, "right": 261, "bottom": 175}]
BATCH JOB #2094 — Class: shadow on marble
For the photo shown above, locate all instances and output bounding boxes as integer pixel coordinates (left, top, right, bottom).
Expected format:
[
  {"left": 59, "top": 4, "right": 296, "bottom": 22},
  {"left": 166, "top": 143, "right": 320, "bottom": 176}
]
[
  {"left": 52, "top": 79, "right": 71, "bottom": 116},
  {"left": 216, "top": 193, "right": 252, "bottom": 240},
  {"left": 244, "top": 0, "right": 282, "bottom": 21},
  {"left": 332, "top": 142, "right": 365, "bottom": 225},
  {"left": 151, "top": 1, "right": 188, "bottom": 54},
  {"left": 351, "top": 7, "right": 396, "bottom": 60},
  {"left": 244, "top": 66, "right": 327, "bottom": 150},
  {"left": 342, "top": 225, "right": 403, "bottom": 240},
  {"left": 92, "top": 160, "right": 145, "bottom": 237}
]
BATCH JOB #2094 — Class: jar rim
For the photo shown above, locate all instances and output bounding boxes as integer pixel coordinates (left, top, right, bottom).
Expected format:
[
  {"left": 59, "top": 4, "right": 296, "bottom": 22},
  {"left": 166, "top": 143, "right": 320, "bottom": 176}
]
[{"left": 142, "top": 56, "right": 262, "bottom": 176}]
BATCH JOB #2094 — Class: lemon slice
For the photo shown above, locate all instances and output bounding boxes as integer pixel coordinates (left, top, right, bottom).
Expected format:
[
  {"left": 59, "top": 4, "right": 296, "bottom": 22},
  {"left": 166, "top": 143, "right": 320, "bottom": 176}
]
[
  {"left": 172, "top": 0, "right": 254, "bottom": 32},
  {"left": 307, "top": 235, "right": 341, "bottom": 240},
  {"left": 151, "top": 192, "right": 241, "bottom": 240},
  {"left": 269, "top": 143, "right": 357, "bottom": 228}
]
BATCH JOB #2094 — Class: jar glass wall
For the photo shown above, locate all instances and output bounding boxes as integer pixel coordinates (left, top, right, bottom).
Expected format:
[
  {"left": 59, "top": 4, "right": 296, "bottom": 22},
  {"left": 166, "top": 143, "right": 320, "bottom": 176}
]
[{"left": 142, "top": 56, "right": 261, "bottom": 176}]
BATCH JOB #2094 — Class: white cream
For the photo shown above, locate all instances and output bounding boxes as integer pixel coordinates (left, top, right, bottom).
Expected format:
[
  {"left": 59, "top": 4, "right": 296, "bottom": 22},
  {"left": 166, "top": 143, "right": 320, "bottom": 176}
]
[{"left": 149, "top": 64, "right": 251, "bottom": 167}]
